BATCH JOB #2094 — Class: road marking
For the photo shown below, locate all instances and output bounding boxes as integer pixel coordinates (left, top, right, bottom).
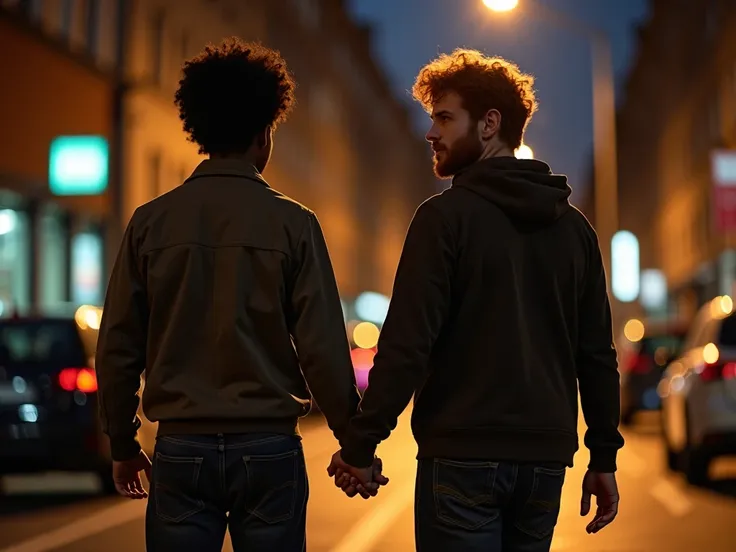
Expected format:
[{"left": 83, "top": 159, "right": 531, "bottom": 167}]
[
  {"left": 331, "top": 480, "right": 415, "bottom": 552},
  {"left": 0, "top": 500, "right": 146, "bottom": 552},
  {"left": 0, "top": 428, "right": 338, "bottom": 552},
  {"left": 649, "top": 479, "right": 693, "bottom": 517}
]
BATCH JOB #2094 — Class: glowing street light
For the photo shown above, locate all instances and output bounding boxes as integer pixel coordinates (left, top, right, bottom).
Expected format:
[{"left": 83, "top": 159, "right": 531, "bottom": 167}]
[
  {"left": 515, "top": 144, "right": 534, "bottom": 159},
  {"left": 482, "top": 0, "right": 519, "bottom": 12}
]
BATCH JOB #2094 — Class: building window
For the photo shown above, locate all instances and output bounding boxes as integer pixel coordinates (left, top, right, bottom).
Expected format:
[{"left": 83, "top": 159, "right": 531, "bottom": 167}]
[
  {"left": 38, "top": 205, "right": 68, "bottom": 309},
  {"left": 85, "top": 0, "right": 101, "bottom": 56},
  {"left": 292, "top": 0, "right": 319, "bottom": 29},
  {"left": 71, "top": 230, "right": 103, "bottom": 306},
  {"left": 151, "top": 9, "right": 166, "bottom": 85},
  {"left": 149, "top": 151, "right": 161, "bottom": 198},
  {"left": 0, "top": 205, "right": 30, "bottom": 317},
  {"left": 60, "top": 0, "right": 73, "bottom": 41}
]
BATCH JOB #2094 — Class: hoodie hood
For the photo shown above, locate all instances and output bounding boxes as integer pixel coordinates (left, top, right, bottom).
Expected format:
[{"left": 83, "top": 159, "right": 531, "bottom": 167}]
[{"left": 452, "top": 157, "right": 572, "bottom": 225}]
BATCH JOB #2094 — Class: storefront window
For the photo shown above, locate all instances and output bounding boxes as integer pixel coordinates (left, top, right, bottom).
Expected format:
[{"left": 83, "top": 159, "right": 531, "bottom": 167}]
[
  {"left": 39, "top": 205, "right": 68, "bottom": 310},
  {"left": 71, "top": 230, "right": 103, "bottom": 306},
  {"left": 0, "top": 203, "right": 31, "bottom": 317}
]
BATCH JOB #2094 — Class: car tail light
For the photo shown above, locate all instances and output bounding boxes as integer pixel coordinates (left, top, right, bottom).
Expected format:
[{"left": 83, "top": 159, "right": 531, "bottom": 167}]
[
  {"left": 627, "top": 353, "right": 652, "bottom": 374},
  {"left": 700, "top": 362, "right": 736, "bottom": 382},
  {"left": 58, "top": 368, "right": 98, "bottom": 393}
]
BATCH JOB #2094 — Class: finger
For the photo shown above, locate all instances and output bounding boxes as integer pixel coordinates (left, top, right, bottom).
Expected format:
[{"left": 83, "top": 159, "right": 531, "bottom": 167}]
[
  {"left": 580, "top": 489, "right": 591, "bottom": 516},
  {"left": 374, "top": 473, "right": 390, "bottom": 486},
  {"left": 144, "top": 465, "right": 153, "bottom": 484},
  {"left": 356, "top": 483, "right": 378, "bottom": 497},
  {"left": 334, "top": 471, "right": 348, "bottom": 487},
  {"left": 586, "top": 508, "right": 617, "bottom": 534},
  {"left": 344, "top": 485, "right": 358, "bottom": 498},
  {"left": 327, "top": 462, "right": 337, "bottom": 477}
]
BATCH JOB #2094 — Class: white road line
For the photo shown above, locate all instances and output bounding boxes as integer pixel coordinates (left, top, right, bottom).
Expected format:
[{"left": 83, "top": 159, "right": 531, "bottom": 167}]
[
  {"left": 331, "top": 480, "right": 415, "bottom": 552},
  {"left": 0, "top": 500, "right": 147, "bottom": 552},
  {"left": 649, "top": 479, "right": 693, "bottom": 517},
  {"left": 0, "top": 431, "right": 338, "bottom": 552}
]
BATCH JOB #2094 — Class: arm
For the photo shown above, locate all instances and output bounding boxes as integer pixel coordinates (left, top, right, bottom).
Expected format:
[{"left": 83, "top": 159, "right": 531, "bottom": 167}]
[
  {"left": 340, "top": 201, "right": 455, "bottom": 467},
  {"left": 96, "top": 215, "right": 148, "bottom": 461},
  {"left": 288, "top": 212, "right": 361, "bottom": 442},
  {"left": 577, "top": 227, "right": 624, "bottom": 472}
]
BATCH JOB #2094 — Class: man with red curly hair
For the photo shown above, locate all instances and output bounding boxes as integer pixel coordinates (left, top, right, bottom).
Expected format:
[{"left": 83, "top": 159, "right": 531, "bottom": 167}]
[{"left": 329, "top": 49, "right": 623, "bottom": 551}]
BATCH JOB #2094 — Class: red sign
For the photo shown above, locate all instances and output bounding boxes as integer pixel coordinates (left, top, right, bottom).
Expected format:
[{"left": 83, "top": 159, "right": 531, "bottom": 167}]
[{"left": 711, "top": 150, "right": 736, "bottom": 234}]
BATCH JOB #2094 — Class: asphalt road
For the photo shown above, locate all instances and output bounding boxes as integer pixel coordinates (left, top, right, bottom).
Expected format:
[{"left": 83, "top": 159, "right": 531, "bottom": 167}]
[{"left": 1, "top": 410, "right": 735, "bottom": 552}]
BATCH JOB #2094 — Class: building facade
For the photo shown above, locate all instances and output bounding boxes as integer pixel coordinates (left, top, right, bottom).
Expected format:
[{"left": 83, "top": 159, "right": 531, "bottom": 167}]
[
  {"left": 121, "top": 0, "right": 433, "bottom": 299},
  {"left": 0, "top": 0, "right": 434, "bottom": 318},
  {"left": 0, "top": 0, "right": 124, "bottom": 316},
  {"left": 613, "top": 0, "right": 736, "bottom": 321}
]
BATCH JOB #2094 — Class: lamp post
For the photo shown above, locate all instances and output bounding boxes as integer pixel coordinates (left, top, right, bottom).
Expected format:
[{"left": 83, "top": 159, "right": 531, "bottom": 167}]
[{"left": 483, "top": 0, "right": 619, "bottom": 283}]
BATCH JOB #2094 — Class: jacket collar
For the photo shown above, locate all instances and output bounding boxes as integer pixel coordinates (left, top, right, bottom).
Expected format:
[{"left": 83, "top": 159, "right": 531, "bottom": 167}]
[{"left": 188, "top": 158, "right": 269, "bottom": 187}]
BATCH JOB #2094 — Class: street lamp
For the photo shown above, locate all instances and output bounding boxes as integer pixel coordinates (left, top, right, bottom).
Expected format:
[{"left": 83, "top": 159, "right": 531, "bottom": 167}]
[
  {"left": 483, "top": 0, "right": 519, "bottom": 12},
  {"left": 515, "top": 144, "right": 534, "bottom": 159},
  {"left": 483, "top": 0, "right": 619, "bottom": 284}
]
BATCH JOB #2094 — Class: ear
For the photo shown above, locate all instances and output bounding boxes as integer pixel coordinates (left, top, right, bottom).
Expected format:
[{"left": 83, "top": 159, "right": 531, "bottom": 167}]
[
  {"left": 479, "top": 109, "right": 502, "bottom": 141},
  {"left": 256, "top": 126, "right": 272, "bottom": 149}
]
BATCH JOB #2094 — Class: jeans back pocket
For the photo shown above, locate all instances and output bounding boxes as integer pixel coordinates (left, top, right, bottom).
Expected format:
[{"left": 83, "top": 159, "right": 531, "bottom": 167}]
[
  {"left": 515, "top": 466, "right": 566, "bottom": 540},
  {"left": 153, "top": 452, "right": 205, "bottom": 523},
  {"left": 243, "top": 449, "right": 301, "bottom": 524},
  {"left": 433, "top": 459, "right": 500, "bottom": 530}
]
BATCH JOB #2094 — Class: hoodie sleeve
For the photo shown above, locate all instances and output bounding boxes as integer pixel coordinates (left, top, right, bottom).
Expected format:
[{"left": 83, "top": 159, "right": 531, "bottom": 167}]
[
  {"left": 576, "top": 223, "right": 624, "bottom": 473},
  {"left": 96, "top": 213, "right": 148, "bottom": 462},
  {"left": 340, "top": 200, "right": 455, "bottom": 467}
]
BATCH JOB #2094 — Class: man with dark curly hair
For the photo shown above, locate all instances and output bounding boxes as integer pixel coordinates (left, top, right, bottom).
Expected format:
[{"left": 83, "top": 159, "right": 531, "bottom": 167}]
[
  {"left": 95, "top": 38, "right": 382, "bottom": 551},
  {"left": 329, "top": 49, "right": 623, "bottom": 551}
]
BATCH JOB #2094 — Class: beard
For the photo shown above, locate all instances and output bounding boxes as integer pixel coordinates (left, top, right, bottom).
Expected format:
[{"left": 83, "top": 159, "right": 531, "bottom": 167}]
[{"left": 433, "top": 127, "right": 483, "bottom": 179}]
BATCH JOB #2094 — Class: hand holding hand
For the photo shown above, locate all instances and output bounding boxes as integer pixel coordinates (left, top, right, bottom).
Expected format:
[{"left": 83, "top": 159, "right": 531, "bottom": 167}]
[
  {"left": 580, "top": 470, "right": 619, "bottom": 534},
  {"left": 327, "top": 451, "right": 389, "bottom": 499},
  {"left": 112, "top": 450, "right": 152, "bottom": 499}
]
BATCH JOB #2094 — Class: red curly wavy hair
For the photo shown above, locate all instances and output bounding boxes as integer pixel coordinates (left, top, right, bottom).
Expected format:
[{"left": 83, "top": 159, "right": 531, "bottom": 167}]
[{"left": 412, "top": 49, "right": 537, "bottom": 150}]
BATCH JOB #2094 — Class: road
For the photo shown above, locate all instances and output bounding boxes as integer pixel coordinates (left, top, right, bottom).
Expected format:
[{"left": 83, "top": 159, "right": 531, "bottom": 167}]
[{"left": 0, "top": 410, "right": 735, "bottom": 552}]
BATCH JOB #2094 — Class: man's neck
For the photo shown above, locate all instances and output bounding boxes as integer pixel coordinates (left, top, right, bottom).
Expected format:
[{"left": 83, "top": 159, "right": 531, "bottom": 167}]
[{"left": 478, "top": 143, "right": 515, "bottom": 161}]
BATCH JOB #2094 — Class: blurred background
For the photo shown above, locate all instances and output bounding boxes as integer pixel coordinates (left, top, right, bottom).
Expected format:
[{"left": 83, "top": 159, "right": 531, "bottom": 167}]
[{"left": 1, "top": 0, "right": 736, "bottom": 551}]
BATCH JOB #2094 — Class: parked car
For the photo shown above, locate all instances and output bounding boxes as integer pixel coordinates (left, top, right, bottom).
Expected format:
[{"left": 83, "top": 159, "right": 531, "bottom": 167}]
[
  {"left": 0, "top": 306, "right": 156, "bottom": 493},
  {"left": 659, "top": 295, "right": 736, "bottom": 484},
  {"left": 617, "top": 318, "right": 686, "bottom": 426}
]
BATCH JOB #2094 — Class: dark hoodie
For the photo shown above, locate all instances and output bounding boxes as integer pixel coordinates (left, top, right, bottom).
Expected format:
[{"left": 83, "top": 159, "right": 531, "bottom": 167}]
[{"left": 340, "top": 157, "right": 624, "bottom": 473}]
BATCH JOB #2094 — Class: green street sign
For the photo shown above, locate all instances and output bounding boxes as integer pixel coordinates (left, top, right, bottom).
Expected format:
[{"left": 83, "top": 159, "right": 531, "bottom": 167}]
[{"left": 49, "top": 135, "right": 109, "bottom": 196}]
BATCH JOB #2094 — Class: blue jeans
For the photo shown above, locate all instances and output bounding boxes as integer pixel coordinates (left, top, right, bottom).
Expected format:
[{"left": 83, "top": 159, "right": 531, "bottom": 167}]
[
  {"left": 146, "top": 433, "right": 308, "bottom": 552},
  {"left": 415, "top": 459, "right": 566, "bottom": 552}
]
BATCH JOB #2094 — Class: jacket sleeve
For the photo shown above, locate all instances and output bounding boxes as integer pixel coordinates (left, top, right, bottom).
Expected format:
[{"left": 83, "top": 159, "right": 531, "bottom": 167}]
[
  {"left": 96, "top": 214, "right": 148, "bottom": 461},
  {"left": 287, "top": 212, "right": 361, "bottom": 442},
  {"left": 340, "top": 201, "right": 455, "bottom": 467},
  {"left": 577, "top": 224, "right": 625, "bottom": 472}
]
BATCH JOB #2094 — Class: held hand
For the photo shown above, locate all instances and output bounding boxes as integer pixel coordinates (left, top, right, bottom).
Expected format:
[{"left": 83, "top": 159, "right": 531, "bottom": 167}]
[
  {"left": 112, "top": 450, "right": 152, "bottom": 499},
  {"left": 327, "top": 451, "right": 389, "bottom": 499},
  {"left": 580, "top": 470, "right": 619, "bottom": 534}
]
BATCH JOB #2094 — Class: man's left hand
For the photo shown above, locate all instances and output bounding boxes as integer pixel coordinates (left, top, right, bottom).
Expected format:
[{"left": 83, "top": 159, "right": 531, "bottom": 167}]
[
  {"left": 327, "top": 451, "right": 389, "bottom": 499},
  {"left": 112, "top": 450, "right": 152, "bottom": 499}
]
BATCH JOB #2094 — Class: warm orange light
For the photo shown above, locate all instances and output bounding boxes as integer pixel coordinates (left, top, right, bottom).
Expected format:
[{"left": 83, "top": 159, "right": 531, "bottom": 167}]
[
  {"left": 351, "top": 348, "right": 376, "bottom": 371},
  {"left": 353, "top": 322, "right": 380, "bottom": 349},
  {"left": 482, "top": 0, "right": 519, "bottom": 13},
  {"left": 76, "top": 369, "right": 98, "bottom": 393}
]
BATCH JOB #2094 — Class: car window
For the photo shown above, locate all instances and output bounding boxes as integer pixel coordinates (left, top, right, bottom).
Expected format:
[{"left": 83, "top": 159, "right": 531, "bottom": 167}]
[{"left": 0, "top": 320, "right": 86, "bottom": 366}]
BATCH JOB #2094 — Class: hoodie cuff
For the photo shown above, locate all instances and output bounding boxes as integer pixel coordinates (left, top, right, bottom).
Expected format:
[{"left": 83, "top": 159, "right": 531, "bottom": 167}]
[
  {"left": 340, "top": 433, "right": 377, "bottom": 468},
  {"left": 110, "top": 435, "right": 142, "bottom": 462},
  {"left": 588, "top": 448, "right": 618, "bottom": 473}
]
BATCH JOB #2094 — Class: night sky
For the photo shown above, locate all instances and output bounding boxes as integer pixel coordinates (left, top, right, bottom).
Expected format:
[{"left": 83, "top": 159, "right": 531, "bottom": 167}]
[{"left": 348, "top": 0, "right": 650, "bottom": 203}]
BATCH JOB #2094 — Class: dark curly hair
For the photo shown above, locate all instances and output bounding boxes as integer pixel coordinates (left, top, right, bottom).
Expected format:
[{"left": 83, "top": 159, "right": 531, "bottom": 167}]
[
  {"left": 412, "top": 49, "right": 537, "bottom": 150},
  {"left": 175, "top": 38, "right": 296, "bottom": 156}
]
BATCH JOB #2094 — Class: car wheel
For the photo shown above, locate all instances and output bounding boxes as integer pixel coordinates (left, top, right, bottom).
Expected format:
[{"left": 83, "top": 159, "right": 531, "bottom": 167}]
[
  {"left": 683, "top": 446, "right": 710, "bottom": 486},
  {"left": 621, "top": 408, "right": 636, "bottom": 427},
  {"left": 660, "top": 403, "right": 679, "bottom": 471}
]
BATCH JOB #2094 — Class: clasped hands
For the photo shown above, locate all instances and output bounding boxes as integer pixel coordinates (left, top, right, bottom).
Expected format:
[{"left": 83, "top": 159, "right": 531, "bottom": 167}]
[{"left": 326, "top": 451, "right": 389, "bottom": 499}]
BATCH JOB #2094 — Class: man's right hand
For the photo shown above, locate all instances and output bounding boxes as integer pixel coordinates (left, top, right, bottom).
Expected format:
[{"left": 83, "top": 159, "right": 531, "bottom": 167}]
[{"left": 580, "top": 470, "right": 619, "bottom": 534}]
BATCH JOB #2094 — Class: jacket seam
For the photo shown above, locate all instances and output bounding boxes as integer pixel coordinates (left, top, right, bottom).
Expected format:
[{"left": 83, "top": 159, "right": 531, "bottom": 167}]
[{"left": 140, "top": 241, "right": 292, "bottom": 260}]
